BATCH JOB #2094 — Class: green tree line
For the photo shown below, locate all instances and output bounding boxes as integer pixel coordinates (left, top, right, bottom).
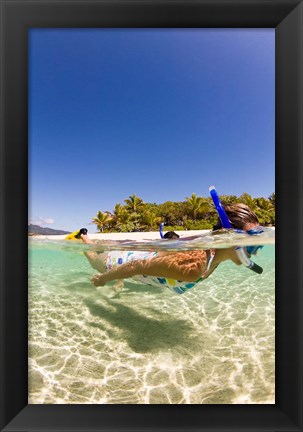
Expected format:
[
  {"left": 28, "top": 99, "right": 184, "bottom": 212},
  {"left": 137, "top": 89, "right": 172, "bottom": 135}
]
[{"left": 91, "top": 192, "right": 275, "bottom": 233}]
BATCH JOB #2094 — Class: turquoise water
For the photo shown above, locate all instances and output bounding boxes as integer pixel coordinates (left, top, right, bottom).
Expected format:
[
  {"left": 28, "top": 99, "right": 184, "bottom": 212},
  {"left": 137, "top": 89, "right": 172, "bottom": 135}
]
[{"left": 28, "top": 239, "right": 275, "bottom": 404}]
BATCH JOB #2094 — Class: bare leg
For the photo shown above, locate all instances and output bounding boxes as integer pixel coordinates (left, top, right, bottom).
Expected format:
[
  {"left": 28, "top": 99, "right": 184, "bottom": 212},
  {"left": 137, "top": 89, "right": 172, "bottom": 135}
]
[
  {"left": 84, "top": 251, "right": 108, "bottom": 273},
  {"left": 84, "top": 251, "right": 125, "bottom": 292},
  {"left": 91, "top": 251, "right": 208, "bottom": 287}
]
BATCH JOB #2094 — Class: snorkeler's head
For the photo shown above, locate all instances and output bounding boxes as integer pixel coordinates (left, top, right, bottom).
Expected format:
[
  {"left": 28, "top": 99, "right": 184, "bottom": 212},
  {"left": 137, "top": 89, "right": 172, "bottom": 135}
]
[
  {"left": 74, "top": 228, "right": 88, "bottom": 239},
  {"left": 163, "top": 231, "right": 180, "bottom": 239},
  {"left": 212, "top": 204, "right": 264, "bottom": 257},
  {"left": 209, "top": 187, "right": 264, "bottom": 274},
  {"left": 212, "top": 203, "right": 259, "bottom": 231}
]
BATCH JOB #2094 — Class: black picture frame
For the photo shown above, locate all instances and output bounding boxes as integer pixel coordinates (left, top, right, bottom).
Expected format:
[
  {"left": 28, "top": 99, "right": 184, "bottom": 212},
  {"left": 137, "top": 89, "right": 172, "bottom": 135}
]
[{"left": 1, "top": 0, "right": 302, "bottom": 431}]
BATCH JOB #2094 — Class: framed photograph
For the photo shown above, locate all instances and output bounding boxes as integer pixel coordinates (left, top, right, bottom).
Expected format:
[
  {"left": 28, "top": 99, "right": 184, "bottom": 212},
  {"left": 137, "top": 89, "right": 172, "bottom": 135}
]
[{"left": 1, "top": 0, "right": 302, "bottom": 431}]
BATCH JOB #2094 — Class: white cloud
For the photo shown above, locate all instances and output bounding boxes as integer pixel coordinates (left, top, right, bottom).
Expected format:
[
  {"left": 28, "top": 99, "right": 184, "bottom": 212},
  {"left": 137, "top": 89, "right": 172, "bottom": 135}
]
[
  {"left": 43, "top": 218, "right": 55, "bottom": 224},
  {"left": 29, "top": 217, "right": 55, "bottom": 226}
]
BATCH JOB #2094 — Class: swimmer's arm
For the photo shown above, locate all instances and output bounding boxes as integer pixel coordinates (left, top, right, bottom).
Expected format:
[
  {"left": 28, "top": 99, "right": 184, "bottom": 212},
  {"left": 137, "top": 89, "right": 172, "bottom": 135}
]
[
  {"left": 92, "top": 251, "right": 208, "bottom": 287},
  {"left": 80, "top": 234, "right": 95, "bottom": 244}
]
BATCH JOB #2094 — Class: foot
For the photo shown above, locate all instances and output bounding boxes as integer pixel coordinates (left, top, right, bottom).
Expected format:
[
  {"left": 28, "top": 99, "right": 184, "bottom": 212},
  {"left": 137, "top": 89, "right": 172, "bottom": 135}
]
[
  {"left": 112, "top": 279, "right": 124, "bottom": 293},
  {"left": 91, "top": 273, "right": 108, "bottom": 287}
]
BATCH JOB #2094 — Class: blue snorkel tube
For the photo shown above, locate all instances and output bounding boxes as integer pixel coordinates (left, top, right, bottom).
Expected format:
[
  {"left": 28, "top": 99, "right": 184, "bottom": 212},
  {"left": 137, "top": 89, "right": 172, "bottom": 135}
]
[
  {"left": 159, "top": 222, "right": 165, "bottom": 238},
  {"left": 209, "top": 186, "right": 263, "bottom": 274}
]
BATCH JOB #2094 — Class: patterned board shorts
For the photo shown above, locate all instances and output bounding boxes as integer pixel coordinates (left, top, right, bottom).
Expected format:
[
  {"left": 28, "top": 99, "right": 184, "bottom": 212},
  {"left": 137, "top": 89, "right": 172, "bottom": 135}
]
[{"left": 105, "top": 250, "right": 203, "bottom": 294}]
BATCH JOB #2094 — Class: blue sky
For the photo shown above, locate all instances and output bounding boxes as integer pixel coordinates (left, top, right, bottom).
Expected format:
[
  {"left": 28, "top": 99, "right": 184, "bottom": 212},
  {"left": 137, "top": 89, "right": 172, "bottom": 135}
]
[{"left": 29, "top": 28, "right": 275, "bottom": 232}]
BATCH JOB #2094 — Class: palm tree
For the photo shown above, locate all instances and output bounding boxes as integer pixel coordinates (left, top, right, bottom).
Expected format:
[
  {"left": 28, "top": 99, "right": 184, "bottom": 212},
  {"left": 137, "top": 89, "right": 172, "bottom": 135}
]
[
  {"left": 256, "top": 197, "right": 274, "bottom": 211},
  {"left": 219, "top": 195, "right": 239, "bottom": 205},
  {"left": 268, "top": 193, "right": 275, "bottom": 206},
  {"left": 141, "top": 210, "right": 162, "bottom": 231},
  {"left": 124, "top": 194, "right": 145, "bottom": 213},
  {"left": 91, "top": 210, "right": 113, "bottom": 232},
  {"left": 185, "top": 193, "right": 210, "bottom": 220},
  {"left": 254, "top": 197, "right": 275, "bottom": 226},
  {"left": 158, "top": 201, "right": 188, "bottom": 227},
  {"left": 239, "top": 193, "right": 259, "bottom": 211},
  {"left": 111, "top": 204, "right": 131, "bottom": 231},
  {"left": 113, "top": 204, "right": 130, "bottom": 223}
]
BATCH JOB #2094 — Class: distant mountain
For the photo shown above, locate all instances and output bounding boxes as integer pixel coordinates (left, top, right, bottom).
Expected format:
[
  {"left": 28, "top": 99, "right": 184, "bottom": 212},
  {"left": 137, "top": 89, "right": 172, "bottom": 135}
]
[{"left": 28, "top": 224, "right": 70, "bottom": 235}]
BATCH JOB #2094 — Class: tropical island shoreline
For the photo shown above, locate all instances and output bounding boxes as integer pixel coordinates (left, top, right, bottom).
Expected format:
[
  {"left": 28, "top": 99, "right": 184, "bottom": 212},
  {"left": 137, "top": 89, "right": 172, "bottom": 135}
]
[{"left": 33, "top": 227, "right": 275, "bottom": 242}]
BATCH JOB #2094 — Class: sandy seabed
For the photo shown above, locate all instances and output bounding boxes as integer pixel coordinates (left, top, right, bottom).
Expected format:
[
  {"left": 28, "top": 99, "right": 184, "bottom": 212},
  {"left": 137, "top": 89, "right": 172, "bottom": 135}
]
[{"left": 29, "top": 229, "right": 275, "bottom": 404}]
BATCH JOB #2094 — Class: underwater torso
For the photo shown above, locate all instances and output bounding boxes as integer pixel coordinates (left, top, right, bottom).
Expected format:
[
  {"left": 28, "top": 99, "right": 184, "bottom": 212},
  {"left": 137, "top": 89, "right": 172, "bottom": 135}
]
[{"left": 105, "top": 250, "right": 216, "bottom": 295}]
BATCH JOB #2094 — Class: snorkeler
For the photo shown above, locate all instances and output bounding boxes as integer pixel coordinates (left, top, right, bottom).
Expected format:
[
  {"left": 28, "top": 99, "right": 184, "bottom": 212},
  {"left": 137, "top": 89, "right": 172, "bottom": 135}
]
[
  {"left": 81, "top": 191, "right": 264, "bottom": 294},
  {"left": 163, "top": 231, "right": 180, "bottom": 239},
  {"left": 159, "top": 223, "right": 180, "bottom": 240},
  {"left": 65, "top": 228, "right": 89, "bottom": 241}
]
